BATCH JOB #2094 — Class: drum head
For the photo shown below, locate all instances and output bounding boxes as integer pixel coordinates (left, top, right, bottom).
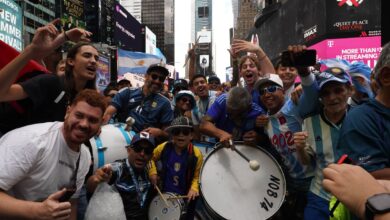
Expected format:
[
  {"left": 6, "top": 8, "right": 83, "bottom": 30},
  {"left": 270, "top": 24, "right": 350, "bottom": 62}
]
[
  {"left": 148, "top": 192, "right": 184, "bottom": 220},
  {"left": 200, "top": 143, "right": 286, "bottom": 220}
]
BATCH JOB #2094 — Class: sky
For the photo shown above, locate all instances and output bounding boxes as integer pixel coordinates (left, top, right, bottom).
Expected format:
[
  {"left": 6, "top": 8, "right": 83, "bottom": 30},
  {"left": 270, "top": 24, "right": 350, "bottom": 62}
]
[{"left": 174, "top": 0, "right": 234, "bottom": 81}]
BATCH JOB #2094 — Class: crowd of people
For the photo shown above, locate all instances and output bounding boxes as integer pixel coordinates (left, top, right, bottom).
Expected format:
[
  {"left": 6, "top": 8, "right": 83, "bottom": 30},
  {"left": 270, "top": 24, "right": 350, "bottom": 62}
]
[{"left": 0, "top": 19, "right": 389, "bottom": 220}]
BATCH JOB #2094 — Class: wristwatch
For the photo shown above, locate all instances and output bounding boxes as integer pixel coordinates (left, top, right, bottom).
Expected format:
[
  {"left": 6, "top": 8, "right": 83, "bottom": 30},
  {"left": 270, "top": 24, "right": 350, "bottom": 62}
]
[{"left": 365, "top": 193, "right": 390, "bottom": 220}]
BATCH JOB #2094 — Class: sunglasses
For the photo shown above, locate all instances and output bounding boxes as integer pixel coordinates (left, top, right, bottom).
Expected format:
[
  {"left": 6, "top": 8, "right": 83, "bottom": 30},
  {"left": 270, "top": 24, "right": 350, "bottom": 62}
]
[
  {"left": 259, "top": 85, "right": 282, "bottom": 96},
  {"left": 179, "top": 97, "right": 191, "bottom": 103},
  {"left": 150, "top": 73, "right": 166, "bottom": 82},
  {"left": 171, "top": 128, "right": 192, "bottom": 136},
  {"left": 131, "top": 144, "right": 154, "bottom": 155}
]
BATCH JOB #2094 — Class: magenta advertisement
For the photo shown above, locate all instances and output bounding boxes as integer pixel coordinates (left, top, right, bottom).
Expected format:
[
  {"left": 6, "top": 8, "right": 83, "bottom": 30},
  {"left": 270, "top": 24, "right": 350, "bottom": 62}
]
[{"left": 309, "top": 36, "right": 382, "bottom": 69}]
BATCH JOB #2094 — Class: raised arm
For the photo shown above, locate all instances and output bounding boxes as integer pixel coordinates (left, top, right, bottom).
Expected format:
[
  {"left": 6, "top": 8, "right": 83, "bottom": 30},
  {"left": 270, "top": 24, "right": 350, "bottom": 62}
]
[
  {"left": 0, "top": 19, "right": 92, "bottom": 102},
  {"left": 231, "top": 39, "right": 275, "bottom": 75}
]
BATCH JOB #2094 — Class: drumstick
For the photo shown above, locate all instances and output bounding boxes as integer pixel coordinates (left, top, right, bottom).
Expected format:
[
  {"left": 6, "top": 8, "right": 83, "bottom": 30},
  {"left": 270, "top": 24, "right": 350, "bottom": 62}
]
[
  {"left": 155, "top": 185, "right": 169, "bottom": 207},
  {"left": 329, "top": 154, "right": 351, "bottom": 217},
  {"left": 229, "top": 140, "right": 260, "bottom": 171},
  {"left": 167, "top": 195, "right": 189, "bottom": 200}
]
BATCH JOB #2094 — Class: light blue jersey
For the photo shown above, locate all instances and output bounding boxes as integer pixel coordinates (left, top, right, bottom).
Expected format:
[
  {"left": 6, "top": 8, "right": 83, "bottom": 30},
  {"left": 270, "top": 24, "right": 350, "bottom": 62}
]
[
  {"left": 304, "top": 113, "right": 343, "bottom": 201},
  {"left": 267, "top": 100, "right": 315, "bottom": 182},
  {"left": 265, "top": 74, "right": 319, "bottom": 191}
]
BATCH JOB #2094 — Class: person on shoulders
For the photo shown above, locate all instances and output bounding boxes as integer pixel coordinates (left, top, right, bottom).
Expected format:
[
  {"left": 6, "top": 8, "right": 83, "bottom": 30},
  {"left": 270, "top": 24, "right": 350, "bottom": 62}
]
[{"left": 103, "top": 64, "right": 174, "bottom": 140}]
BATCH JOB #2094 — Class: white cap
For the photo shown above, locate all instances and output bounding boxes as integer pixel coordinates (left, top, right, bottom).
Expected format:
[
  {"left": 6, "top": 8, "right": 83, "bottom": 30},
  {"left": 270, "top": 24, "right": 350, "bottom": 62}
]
[{"left": 254, "top": 74, "right": 284, "bottom": 90}]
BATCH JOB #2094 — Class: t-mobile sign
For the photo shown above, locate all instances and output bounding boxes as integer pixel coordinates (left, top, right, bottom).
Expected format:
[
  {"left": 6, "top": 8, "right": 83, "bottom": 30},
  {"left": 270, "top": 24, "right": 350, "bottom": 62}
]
[{"left": 309, "top": 36, "right": 381, "bottom": 69}]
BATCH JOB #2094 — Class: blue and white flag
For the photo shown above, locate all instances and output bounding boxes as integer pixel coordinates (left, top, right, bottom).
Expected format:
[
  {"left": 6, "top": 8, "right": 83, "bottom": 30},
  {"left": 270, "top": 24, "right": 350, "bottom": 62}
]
[{"left": 117, "top": 49, "right": 164, "bottom": 76}]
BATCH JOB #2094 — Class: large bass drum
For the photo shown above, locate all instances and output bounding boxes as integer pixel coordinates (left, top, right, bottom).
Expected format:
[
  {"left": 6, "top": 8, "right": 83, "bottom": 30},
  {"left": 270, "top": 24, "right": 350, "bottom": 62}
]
[
  {"left": 199, "top": 142, "right": 286, "bottom": 220},
  {"left": 85, "top": 123, "right": 135, "bottom": 171}
]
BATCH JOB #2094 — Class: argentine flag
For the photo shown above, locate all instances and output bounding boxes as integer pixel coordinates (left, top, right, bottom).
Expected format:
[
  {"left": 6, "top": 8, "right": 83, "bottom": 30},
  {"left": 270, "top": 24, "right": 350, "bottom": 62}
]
[{"left": 117, "top": 49, "right": 165, "bottom": 76}]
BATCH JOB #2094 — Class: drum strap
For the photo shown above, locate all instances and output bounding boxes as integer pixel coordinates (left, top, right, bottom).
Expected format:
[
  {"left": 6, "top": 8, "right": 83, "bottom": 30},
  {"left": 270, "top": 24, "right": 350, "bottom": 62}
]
[
  {"left": 126, "top": 159, "right": 149, "bottom": 208},
  {"left": 94, "top": 135, "right": 105, "bottom": 168},
  {"left": 117, "top": 125, "right": 132, "bottom": 145}
]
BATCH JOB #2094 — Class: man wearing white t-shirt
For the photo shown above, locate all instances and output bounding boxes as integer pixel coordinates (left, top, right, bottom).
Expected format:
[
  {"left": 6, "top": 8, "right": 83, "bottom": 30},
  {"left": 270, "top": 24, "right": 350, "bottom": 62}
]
[{"left": 0, "top": 89, "right": 106, "bottom": 220}]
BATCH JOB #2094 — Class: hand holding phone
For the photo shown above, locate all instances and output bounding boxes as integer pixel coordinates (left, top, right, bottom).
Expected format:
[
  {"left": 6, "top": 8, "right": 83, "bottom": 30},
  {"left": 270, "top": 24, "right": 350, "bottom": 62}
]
[
  {"left": 281, "top": 49, "right": 316, "bottom": 67},
  {"left": 58, "top": 188, "right": 76, "bottom": 202}
]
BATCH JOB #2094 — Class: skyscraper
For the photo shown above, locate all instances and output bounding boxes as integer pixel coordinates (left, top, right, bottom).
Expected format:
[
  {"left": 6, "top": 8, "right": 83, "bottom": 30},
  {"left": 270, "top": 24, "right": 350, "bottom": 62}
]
[
  {"left": 194, "top": 0, "right": 212, "bottom": 36},
  {"left": 235, "top": 0, "right": 259, "bottom": 40},
  {"left": 142, "top": 0, "right": 174, "bottom": 63},
  {"left": 119, "top": 0, "right": 142, "bottom": 23},
  {"left": 16, "top": 0, "right": 56, "bottom": 45}
]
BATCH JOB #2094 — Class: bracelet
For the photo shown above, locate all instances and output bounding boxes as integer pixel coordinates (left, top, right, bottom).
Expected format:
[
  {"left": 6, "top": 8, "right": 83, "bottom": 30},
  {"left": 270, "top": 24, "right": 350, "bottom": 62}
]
[{"left": 64, "top": 31, "right": 70, "bottom": 41}]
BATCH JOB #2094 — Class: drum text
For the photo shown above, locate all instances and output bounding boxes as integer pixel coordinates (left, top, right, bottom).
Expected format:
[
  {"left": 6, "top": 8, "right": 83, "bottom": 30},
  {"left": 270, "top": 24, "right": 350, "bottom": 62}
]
[{"left": 260, "top": 175, "right": 281, "bottom": 212}]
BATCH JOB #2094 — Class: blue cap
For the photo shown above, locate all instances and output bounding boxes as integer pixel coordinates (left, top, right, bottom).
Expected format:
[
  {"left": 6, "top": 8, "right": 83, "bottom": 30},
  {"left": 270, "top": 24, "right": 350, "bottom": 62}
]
[
  {"left": 129, "top": 132, "right": 156, "bottom": 148},
  {"left": 349, "top": 62, "right": 372, "bottom": 82},
  {"left": 316, "top": 67, "right": 351, "bottom": 89}
]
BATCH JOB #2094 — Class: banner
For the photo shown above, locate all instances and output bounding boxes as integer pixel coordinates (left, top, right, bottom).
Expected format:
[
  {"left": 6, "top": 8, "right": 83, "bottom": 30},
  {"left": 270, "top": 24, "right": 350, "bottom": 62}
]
[
  {"left": 309, "top": 36, "right": 381, "bottom": 69},
  {"left": 61, "top": 0, "right": 85, "bottom": 30},
  {"left": 0, "top": 0, "right": 23, "bottom": 51},
  {"left": 96, "top": 55, "right": 110, "bottom": 92},
  {"left": 117, "top": 49, "right": 164, "bottom": 77}
]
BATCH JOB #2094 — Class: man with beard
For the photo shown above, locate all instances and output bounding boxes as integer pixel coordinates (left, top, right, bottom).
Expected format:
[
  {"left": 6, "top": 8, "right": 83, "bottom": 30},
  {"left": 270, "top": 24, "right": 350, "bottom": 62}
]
[
  {"left": 0, "top": 89, "right": 106, "bottom": 220},
  {"left": 103, "top": 64, "right": 174, "bottom": 138},
  {"left": 190, "top": 74, "right": 217, "bottom": 142}
]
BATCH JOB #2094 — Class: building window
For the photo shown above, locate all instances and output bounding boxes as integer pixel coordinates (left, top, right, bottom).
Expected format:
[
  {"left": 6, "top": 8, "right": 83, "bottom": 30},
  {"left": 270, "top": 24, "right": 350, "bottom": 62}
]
[{"left": 198, "top": 6, "right": 209, "bottom": 18}]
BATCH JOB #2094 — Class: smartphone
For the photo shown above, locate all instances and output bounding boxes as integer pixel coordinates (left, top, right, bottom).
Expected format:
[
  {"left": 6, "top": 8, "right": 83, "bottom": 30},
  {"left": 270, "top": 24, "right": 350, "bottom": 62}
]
[
  {"left": 281, "top": 49, "right": 317, "bottom": 67},
  {"left": 58, "top": 188, "right": 76, "bottom": 202}
]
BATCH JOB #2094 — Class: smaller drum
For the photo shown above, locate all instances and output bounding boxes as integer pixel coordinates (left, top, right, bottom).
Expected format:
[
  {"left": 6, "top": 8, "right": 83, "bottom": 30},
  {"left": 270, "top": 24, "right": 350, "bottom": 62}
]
[
  {"left": 85, "top": 123, "right": 135, "bottom": 171},
  {"left": 148, "top": 192, "right": 186, "bottom": 220}
]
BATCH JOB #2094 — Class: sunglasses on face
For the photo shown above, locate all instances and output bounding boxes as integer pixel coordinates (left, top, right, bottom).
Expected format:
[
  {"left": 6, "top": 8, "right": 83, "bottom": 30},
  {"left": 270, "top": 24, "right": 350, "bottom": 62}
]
[
  {"left": 259, "top": 85, "right": 282, "bottom": 96},
  {"left": 179, "top": 97, "right": 191, "bottom": 103},
  {"left": 131, "top": 144, "right": 154, "bottom": 155},
  {"left": 150, "top": 73, "right": 166, "bottom": 82},
  {"left": 171, "top": 128, "right": 192, "bottom": 136}
]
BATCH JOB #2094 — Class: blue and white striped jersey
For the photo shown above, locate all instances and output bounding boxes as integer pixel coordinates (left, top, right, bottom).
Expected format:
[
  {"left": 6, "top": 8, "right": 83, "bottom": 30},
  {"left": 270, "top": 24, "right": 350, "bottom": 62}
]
[{"left": 304, "top": 112, "right": 344, "bottom": 201}]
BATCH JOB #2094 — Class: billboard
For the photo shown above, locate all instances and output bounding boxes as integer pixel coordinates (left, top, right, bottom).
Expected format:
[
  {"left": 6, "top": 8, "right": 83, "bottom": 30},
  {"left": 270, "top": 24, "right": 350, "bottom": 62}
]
[
  {"left": 309, "top": 36, "right": 381, "bottom": 69},
  {"left": 96, "top": 55, "right": 111, "bottom": 92},
  {"left": 144, "top": 26, "right": 157, "bottom": 55},
  {"left": 114, "top": 2, "right": 143, "bottom": 51},
  {"left": 0, "top": 0, "right": 23, "bottom": 51},
  {"left": 326, "top": 0, "right": 381, "bottom": 38},
  {"left": 61, "top": 0, "right": 86, "bottom": 30}
]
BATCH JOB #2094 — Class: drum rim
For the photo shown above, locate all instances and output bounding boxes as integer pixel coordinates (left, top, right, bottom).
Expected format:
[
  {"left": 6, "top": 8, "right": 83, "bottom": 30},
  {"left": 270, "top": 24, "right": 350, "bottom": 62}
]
[
  {"left": 198, "top": 141, "right": 287, "bottom": 219},
  {"left": 148, "top": 192, "right": 185, "bottom": 219}
]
